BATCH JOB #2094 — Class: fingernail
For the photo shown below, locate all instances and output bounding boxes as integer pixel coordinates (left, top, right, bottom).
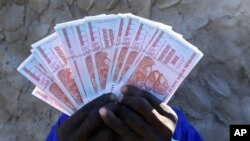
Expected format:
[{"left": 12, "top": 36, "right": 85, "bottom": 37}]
[
  {"left": 118, "top": 94, "right": 124, "bottom": 103},
  {"left": 99, "top": 107, "right": 107, "bottom": 116},
  {"left": 120, "top": 85, "right": 127, "bottom": 93}
]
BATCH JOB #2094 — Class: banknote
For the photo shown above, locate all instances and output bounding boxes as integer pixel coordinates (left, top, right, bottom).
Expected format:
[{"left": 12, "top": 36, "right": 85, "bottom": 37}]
[
  {"left": 84, "top": 15, "right": 121, "bottom": 94},
  {"left": 108, "top": 16, "right": 125, "bottom": 85},
  {"left": 71, "top": 21, "right": 100, "bottom": 94},
  {"left": 32, "top": 87, "right": 72, "bottom": 116},
  {"left": 112, "top": 15, "right": 141, "bottom": 83},
  {"left": 56, "top": 24, "right": 96, "bottom": 98},
  {"left": 17, "top": 54, "right": 77, "bottom": 112},
  {"left": 116, "top": 15, "right": 159, "bottom": 83},
  {"left": 115, "top": 29, "right": 203, "bottom": 102},
  {"left": 32, "top": 33, "right": 84, "bottom": 108},
  {"left": 56, "top": 14, "right": 110, "bottom": 96},
  {"left": 116, "top": 14, "right": 185, "bottom": 83}
]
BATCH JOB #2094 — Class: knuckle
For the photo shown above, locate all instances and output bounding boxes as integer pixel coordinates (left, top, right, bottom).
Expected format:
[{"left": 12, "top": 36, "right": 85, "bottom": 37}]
[
  {"left": 134, "top": 97, "right": 148, "bottom": 110},
  {"left": 98, "top": 94, "right": 110, "bottom": 101},
  {"left": 135, "top": 99, "right": 143, "bottom": 109},
  {"left": 124, "top": 113, "right": 140, "bottom": 126},
  {"left": 119, "top": 108, "right": 133, "bottom": 123},
  {"left": 141, "top": 89, "right": 149, "bottom": 95},
  {"left": 123, "top": 118, "right": 134, "bottom": 127},
  {"left": 105, "top": 103, "right": 117, "bottom": 111},
  {"left": 122, "top": 129, "right": 132, "bottom": 138},
  {"left": 101, "top": 128, "right": 114, "bottom": 140},
  {"left": 89, "top": 109, "right": 99, "bottom": 119},
  {"left": 95, "top": 93, "right": 114, "bottom": 103},
  {"left": 104, "top": 113, "right": 114, "bottom": 124},
  {"left": 136, "top": 88, "right": 145, "bottom": 96},
  {"left": 84, "top": 116, "right": 95, "bottom": 128}
]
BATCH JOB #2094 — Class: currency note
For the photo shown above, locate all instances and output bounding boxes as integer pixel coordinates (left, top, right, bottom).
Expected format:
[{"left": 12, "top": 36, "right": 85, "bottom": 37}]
[
  {"left": 108, "top": 16, "right": 125, "bottom": 84},
  {"left": 32, "top": 33, "right": 84, "bottom": 108},
  {"left": 32, "top": 87, "right": 72, "bottom": 116},
  {"left": 17, "top": 55, "right": 77, "bottom": 112},
  {"left": 112, "top": 15, "right": 141, "bottom": 83},
  {"left": 116, "top": 15, "right": 159, "bottom": 82},
  {"left": 56, "top": 25, "right": 96, "bottom": 98},
  {"left": 115, "top": 29, "right": 203, "bottom": 102},
  {"left": 85, "top": 15, "right": 121, "bottom": 93}
]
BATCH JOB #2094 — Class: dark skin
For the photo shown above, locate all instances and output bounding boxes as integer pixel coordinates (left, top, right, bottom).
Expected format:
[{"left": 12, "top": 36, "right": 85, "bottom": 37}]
[
  {"left": 57, "top": 93, "right": 119, "bottom": 141},
  {"left": 57, "top": 85, "right": 178, "bottom": 141}
]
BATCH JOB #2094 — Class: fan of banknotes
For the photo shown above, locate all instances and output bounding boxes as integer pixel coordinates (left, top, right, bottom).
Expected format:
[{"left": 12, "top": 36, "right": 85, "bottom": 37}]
[{"left": 17, "top": 13, "right": 203, "bottom": 116}]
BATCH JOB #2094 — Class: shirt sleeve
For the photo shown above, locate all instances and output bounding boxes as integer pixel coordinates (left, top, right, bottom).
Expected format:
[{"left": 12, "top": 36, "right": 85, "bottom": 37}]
[
  {"left": 172, "top": 108, "right": 204, "bottom": 141},
  {"left": 46, "top": 108, "right": 203, "bottom": 141},
  {"left": 46, "top": 114, "right": 69, "bottom": 141}
]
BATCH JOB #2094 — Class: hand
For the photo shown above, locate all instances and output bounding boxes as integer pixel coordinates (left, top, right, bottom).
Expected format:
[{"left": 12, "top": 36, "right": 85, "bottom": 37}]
[
  {"left": 57, "top": 94, "right": 118, "bottom": 141},
  {"left": 99, "top": 105, "right": 141, "bottom": 141},
  {"left": 99, "top": 85, "right": 178, "bottom": 141}
]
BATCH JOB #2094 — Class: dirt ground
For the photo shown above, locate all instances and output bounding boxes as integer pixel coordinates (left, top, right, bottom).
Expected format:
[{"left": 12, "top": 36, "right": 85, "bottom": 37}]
[{"left": 0, "top": 0, "right": 250, "bottom": 140}]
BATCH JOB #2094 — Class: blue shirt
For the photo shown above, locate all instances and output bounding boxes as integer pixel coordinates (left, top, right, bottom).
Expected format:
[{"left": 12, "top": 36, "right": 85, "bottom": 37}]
[{"left": 46, "top": 108, "right": 203, "bottom": 141}]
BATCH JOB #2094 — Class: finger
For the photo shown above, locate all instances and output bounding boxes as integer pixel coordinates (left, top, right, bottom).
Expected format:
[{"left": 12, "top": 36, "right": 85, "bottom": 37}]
[
  {"left": 117, "top": 106, "right": 165, "bottom": 141},
  {"left": 70, "top": 103, "right": 118, "bottom": 140},
  {"left": 160, "top": 103, "right": 178, "bottom": 131},
  {"left": 68, "top": 108, "right": 102, "bottom": 140},
  {"left": 58, "top": 94, "right": 116, "bottom": 136},
  {"left": 99, "top": 107, "right": 132, "bottom": 137},
  {"left": 88, "top": 127, "right": 117, "bottom": 141},
  {"left": 121, "top": 85, "right": 177, "bottom": 122},
  {"left": 121, "top": 85, "right": 161, "bottom": 107},
  {"left": 71, "top": 93, "right": 116, "bottom": 123},
  {"left": 120, "top": 96, "right": 172, "bottom": 135}
]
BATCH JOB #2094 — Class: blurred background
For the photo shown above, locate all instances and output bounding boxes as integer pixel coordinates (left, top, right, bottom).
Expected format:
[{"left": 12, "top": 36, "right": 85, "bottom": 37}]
[{"left": 0, "top": 0, "right": 250, "bottom": 140}]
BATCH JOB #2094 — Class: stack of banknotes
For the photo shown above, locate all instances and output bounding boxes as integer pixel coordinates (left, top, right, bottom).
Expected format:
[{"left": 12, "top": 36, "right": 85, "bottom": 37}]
[{"left": 17, "top": 13, "right": 203, "bottom": 116}]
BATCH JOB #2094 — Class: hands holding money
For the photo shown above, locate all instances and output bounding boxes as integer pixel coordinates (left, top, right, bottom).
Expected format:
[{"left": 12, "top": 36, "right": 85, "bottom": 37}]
[
  {"left": 16, "top": 14, "right": 202, "bottom": 141},
  {"left": 18, "top": 13, "right": 203, "bottom": 119},
  {"left": 57, "top": 85, "right": 178, "bottom": 141}
]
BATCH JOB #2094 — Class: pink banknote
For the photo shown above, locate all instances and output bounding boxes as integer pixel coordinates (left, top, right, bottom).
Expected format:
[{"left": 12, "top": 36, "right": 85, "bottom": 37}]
[
  {"left": 17, "top": 55, "right": 77, "bottom": 112},
  {"left": 117, "top": 29, "right": 203, "bottom": 102},
  {"left": 56, "top": 26, "right": 96, "bottom": 98},
  {"left": 84, "top": 15, "right": 122, "bottom": 93},
  {"left": 117, "top": 16, "right": 159, "bottom": 82},
  {"left": 32, "top": 87, "right": 72, "bottom": 116},
  {"left": 32, "top": 33, "right": 84, "bottom": 107},
  {"left": 112, "top": 17, "right": 140, "bottom": 82}
]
